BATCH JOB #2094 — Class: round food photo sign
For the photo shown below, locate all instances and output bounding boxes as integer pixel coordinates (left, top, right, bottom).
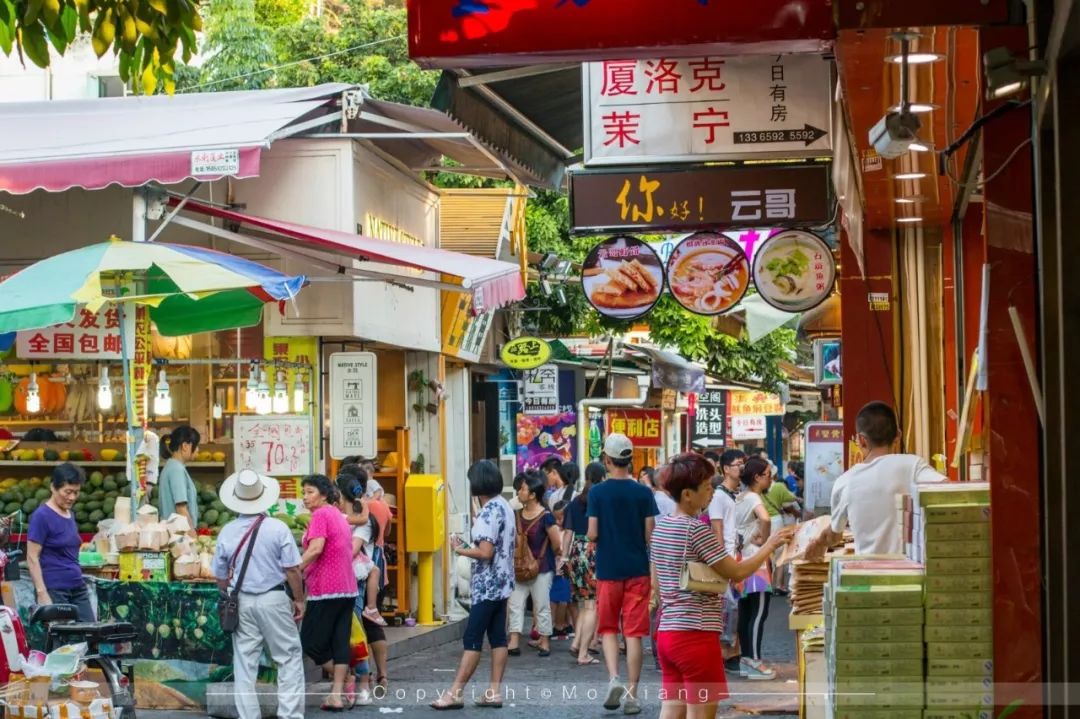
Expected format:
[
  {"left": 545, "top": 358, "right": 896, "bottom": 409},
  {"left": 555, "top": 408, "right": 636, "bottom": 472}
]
[
  {"left": 582, "top": 236, "right": 665, "bottom": 320},
  {"left": 752, "top": 230, "right": 836, "bottom": 312},
  {"left": 665, "top": 231, "right": 750, "bottom": 316}
]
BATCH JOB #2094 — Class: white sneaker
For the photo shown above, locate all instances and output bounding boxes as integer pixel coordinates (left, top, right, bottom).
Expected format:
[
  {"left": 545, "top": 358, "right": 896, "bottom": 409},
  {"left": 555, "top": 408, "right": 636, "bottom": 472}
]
[
  {"left": 603, "top": 678, "right": 625, "bottom": 710},
  {"left": 356, "top": 689, "right": 372, "bottom": 706},
  {"left": 740, "top": 658, "right": 777, "bottom": 681},
  {"left": 623, "top": 695, "right": 641, "bottom": 715}
]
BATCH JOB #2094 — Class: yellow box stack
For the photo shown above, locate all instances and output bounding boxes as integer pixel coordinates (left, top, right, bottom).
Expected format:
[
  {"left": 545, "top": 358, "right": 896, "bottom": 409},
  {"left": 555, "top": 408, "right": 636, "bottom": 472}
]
[
  {"left": 825, "top": 558, "right": 926, "bottom": 719},
  {"left": 910, "top": 483, "right": 993, "bottom": 719}
]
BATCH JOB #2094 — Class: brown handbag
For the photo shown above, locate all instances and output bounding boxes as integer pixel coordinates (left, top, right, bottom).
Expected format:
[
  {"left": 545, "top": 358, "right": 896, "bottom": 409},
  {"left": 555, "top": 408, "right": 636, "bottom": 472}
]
[{"left": 513, "top": 512, "right": 549, "bottom": 583}]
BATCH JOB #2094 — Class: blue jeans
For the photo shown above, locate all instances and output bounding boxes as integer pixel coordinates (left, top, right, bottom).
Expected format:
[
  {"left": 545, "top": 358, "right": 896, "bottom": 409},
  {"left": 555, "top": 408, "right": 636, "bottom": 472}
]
[{"left": 49, "top": 584, "right": 95, "bottom": 623}]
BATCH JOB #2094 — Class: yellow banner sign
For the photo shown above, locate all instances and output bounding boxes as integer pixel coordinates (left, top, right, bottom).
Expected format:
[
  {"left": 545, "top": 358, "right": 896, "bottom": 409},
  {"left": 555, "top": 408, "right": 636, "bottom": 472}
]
[
  {"left": 441, "top": 292, "right": 493, "bottom": 363},
  {"left": 728, "top": 390, "right": 785, "bottom": 417}
]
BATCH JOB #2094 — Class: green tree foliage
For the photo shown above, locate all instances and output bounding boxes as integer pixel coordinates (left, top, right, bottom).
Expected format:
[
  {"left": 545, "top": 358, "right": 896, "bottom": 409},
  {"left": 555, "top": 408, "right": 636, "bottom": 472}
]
[
  {"left": 191, "top": 0, "right": 272, "bottom": 91},
  {"left": 3, "top": 0, "right": 201, "bottom": 93}
]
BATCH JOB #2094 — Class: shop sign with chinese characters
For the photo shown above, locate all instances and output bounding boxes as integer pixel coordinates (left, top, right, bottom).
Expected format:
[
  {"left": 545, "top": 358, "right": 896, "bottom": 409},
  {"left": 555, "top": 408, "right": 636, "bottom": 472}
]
[
  {"left": 728, "top": 391, "right": 785, "bottom": 416},
  {"left": 522, "top": 364, "right": 560, "bottom": 415},
  {"left": 731, "top": 414, "right": 768, "bottom": 440},
  {"left": 584, "top": 54, "right": 832, "bottom": 165},
  {"left": 690, "top": 389, "right": 727, "bottom": 447},
  {"left": 606, "top": 409, "right": 662, "bottom": 448},
  {"left": 16, "top": 306, "right": 135, "bottom": 360},
  {"left": 569, "top": 163, "right": 832, "bottom": 234}
]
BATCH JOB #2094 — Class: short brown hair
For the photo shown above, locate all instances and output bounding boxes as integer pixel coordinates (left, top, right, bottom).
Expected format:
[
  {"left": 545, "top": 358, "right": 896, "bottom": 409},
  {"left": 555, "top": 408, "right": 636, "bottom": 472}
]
[{"left": 659, "top": 453, "right": 713, "bottom": 501}]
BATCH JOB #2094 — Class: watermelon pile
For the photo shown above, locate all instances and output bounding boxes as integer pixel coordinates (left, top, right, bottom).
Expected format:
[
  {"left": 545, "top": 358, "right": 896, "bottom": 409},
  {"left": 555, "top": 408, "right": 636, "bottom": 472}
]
[{"left": 2, "top": 470, "right": 129, "bottom": 533}]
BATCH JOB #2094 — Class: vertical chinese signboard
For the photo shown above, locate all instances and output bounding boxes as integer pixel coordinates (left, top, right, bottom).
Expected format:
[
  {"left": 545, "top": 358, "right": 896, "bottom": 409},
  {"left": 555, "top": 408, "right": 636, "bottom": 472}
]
[
  {"left": 804, "top": 422, "right": 844, "bottom": 511},
  {"left": 329, "top": 353, "right": 377, "bottom": 460},
  {"left": 522, "top": 364, "right": 559, "bottom": 416},
  {"left": 130, "top": 307, "right": 152, "bottom": 494},
  {"left": 441, "top": 292, "right": 494, "bottom": 363},
  {"left": 605, "top": 409, "right": 662, "bottom": 448},
  {"left": 584, "top": 54, "right": 832, "bottom": 165},
  {"left": 690, "top": 389, "right": 727, "bottom": 447}
]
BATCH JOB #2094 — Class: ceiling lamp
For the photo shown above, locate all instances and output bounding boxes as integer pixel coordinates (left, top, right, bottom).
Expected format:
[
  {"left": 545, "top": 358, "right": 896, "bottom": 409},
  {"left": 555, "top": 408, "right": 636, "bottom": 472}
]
[
  {"left": 244, "top": 362, "right": 259, "bottom": 410},
  {"left": 894, "top": 172, "right": 928, "bottom": 180},
  {"left": 886, "top": 52, "right": 943, "bottom": 64},
  {"left": 293, "top": 374, "right": 306, "bottom": 413},
  {"left": 897, "top": 217, "right": 923, "bottom": 223},
  {"left": 909, "top": 142, "right": 932, "bottom": 153},
  {"left": 255, "top": 370, "right": 272, "bottom": 416},
  {"left": 25, "top": 373, "right": 40, "bottom": 414},
  {"left": 895, "top": 197, "right": 925, "bottom": 204},
  {"left": 890, "top": 103, "right": 937, "bottom": 114},
  {"left": 272, "top": 371, "right": 290, "bottom": 414},
  {"left": 212, "top": 403, "right": 223, "bottom": 420},
  {"left": 153, "top": 370, "right": 172, "bottom": 417},
  {"left": 97, "top": 366, "right": 113, "bottom": 411},
  {"left": 983, "top": 47, "right": 1047, "bottom": 100}
]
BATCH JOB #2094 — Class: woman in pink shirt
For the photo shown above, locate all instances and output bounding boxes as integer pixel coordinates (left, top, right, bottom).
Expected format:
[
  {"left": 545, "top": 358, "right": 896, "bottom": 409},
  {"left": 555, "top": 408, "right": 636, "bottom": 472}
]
[{"left": 300, "top": 474, "right": 359, "bottom": 712}]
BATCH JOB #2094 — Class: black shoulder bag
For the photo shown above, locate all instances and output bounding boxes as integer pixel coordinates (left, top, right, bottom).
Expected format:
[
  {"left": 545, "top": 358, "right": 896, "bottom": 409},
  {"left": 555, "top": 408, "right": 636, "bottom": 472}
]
[{"left": 219, "top": 515, "right": 265, "bottom": 634}]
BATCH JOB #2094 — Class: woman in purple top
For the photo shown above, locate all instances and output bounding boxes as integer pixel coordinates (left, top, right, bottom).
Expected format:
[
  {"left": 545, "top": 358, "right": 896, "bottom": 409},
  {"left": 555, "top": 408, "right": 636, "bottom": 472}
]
[{"left": 27, "top": 463, "right": 94, "bottom": 621}]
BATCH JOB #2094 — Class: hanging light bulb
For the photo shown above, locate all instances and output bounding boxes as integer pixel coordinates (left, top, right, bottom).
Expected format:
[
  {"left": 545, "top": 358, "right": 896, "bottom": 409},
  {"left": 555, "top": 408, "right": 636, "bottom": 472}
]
[
  {"left": 255, "top": 370, "right": 272, "bottom": 416},
  {"left": 212, "top": 403, "right": 223, "bottom": 420},
  {"left": 293, "top": 374, "right": 306, "bottom": 413},
  {"left": 244, "top": 363, "right": 259, "bottom": 410},
  {"left": 153, "top": 369, "right": 172, "bottom": 417},
  {"left": 97, "top": 366, "right": 113, "bottom": 411},
  {"left": 25, "top": 373, "right": 40, "bottom": 414},
  {"left": 272, "top": 371, "right": 290, "bottom": 414}
]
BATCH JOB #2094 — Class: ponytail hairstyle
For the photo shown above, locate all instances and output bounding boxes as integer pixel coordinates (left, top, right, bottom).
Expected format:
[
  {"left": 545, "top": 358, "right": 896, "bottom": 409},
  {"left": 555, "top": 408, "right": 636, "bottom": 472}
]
[
  {"left": 740, "top": 457, "right": 771, "bottom": 490},
  {"left": 162, "top": 426, "right": 200, "bottom": 461}
]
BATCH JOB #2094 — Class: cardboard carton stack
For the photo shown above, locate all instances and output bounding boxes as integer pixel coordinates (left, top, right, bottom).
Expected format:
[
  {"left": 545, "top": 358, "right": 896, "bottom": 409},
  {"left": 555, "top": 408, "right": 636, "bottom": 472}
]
[
  {"left": 825, "top": 558, "right": 926, "bottom": 719},
  {"left": 909, "top": 483, "right": 993, "bottom": 719}
]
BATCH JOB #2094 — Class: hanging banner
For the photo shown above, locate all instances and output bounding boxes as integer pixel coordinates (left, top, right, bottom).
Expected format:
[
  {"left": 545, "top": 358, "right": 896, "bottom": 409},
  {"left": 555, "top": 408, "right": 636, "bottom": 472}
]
[
  {"left": 731, "top": 414, "right": 768, "bottom": 441},
  {"left": 569, "top": 163, "right": 833, "bottom": 235},
  {"left": 500, "top": 336, "right": 551, "bottom": 370},
  {"left": 666, "top": 232, "right": 750, "bottom": 316},
  {"left": 407, "top": 1, "right": 835, "bottom": 67},
  {"left": 328, "top": 352, "right": 378, "bottom": 460},
  {"left": 582, "top": 236, "right": 664, "bottom": 320},
  {"left": 16, "top": 306, "right": 135, "bottom": 360},
  {"left": 584, "top": 54, "right": 832, "bottom": 165},
  {"left": 729, "top": 391, "right": 785, "bottom": 417},
  {"left": 689, "top": 389, "right": 727, "bottom": 447},
  {"left": 129, "top": 306, "right": 152, "bottom": 494},
  {"left": 752, "top": 230, "right": 836, "bottom": 312},
  {"left": 442, "top": 291, "right": 494, "bottom": 363},
  {"left": 804, "top": 422, "right": 844, "bottom": 511},
  {"left": 522, "top": 364, "right": 559, "bottom": 416},
  {"left": 605, "top": 408, "right": 662, "bottom": 448}
]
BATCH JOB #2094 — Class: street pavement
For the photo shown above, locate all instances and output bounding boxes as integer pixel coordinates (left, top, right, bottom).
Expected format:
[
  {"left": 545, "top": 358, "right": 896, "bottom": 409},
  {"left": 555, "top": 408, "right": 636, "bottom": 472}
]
[{"left": 145, "top": 597, "right": 798, "bottom": 719}]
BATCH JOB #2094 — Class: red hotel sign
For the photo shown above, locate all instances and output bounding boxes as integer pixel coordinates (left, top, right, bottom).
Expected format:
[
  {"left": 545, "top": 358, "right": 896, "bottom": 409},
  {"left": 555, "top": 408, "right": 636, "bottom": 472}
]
[{"left": 408, "top": 1, "right": 835, "bottom": 68}]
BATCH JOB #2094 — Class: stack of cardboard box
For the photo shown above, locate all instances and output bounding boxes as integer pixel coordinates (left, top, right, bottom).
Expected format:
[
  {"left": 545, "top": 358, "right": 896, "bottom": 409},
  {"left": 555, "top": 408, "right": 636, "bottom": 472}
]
[
  {"left": 909, "top": 483, "right": 993, "bottom": 719},
  {"left": 826, "top": 558, "right": 926, "bottom": 719}
]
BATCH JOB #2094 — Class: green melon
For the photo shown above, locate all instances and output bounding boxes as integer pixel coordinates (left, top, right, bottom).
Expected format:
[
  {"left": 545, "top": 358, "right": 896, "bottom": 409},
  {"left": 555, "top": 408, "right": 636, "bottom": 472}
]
[
  {"left": 103, "top": 480, "right": 118, "bottom": 492},
  {"left": 78, "top": 522, "right": 94, "bottom": 533},
  {"left": 20, "top": 499, "right": 37, "bottom": 514},
  {"left": 42, "top": 449, "right": 59, "bottom": 462},
  {"left": 103, "top": 498, "right": 116, "bottom": 514},
  {"left": 84, "top": 501, "right": 102, "bottom": 512},
  {"left": 203, "top": 509, "right": 219, "bottom": 525},
  {"left": 199, "top": 490, "right": 217, "bottom": 504},
  {"left": 3, "top": 502, "right": 19, "bottom": 515},
  {"left": 88, "top": 472, "right": 104, "bottom": 487},
  {"left": 75, "top": 511, "right": 89, "bottom": 523},
  {"left": 210, "top": 500, "right": 226, "bottom": 513},
  {"left": 88, "top": 510, "right": 104, "bottom": 523},
  {"left": 0, "top": 379, "right": 12, "bottom": 414},
  {"left": 34, "top": 488, "right": 49, "bottom": 502}
]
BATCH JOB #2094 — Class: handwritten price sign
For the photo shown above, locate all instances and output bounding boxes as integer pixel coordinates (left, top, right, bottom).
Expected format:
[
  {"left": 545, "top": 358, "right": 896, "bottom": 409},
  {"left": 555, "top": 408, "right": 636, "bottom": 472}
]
[{"left": 234, "top": 415, "right": 314, "bottom": 477}]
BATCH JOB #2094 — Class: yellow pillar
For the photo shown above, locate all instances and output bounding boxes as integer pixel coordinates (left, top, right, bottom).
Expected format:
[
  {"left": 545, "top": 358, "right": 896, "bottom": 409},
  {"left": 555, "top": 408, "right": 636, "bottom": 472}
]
[{"left": 417, "top": 552, "right": 435, "bottom": 625}]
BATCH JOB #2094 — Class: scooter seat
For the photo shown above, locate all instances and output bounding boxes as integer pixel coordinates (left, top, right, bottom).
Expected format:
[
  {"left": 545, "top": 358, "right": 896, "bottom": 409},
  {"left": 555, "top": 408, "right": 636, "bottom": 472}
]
[{"left": 48, "top": 622, "right": 138, "bottom": 642}]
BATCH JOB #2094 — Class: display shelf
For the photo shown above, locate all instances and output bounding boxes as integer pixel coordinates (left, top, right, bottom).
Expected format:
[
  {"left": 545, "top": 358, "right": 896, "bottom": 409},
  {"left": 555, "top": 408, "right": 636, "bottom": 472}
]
[{"left": 379, "top": 427, "right": 409, "bottom": 621}]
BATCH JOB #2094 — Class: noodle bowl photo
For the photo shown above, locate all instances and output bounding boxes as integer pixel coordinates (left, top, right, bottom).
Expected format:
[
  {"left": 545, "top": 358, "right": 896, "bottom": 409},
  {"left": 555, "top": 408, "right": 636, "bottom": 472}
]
[{"left": 666, "top": 232, "right": 750, "bottom": 316}]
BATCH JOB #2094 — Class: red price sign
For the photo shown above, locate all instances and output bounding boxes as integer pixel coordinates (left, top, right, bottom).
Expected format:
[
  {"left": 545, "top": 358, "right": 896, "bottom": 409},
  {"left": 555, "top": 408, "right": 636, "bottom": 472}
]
[{"left": 234, "top": 416, "right": 313, "bottom": 477}]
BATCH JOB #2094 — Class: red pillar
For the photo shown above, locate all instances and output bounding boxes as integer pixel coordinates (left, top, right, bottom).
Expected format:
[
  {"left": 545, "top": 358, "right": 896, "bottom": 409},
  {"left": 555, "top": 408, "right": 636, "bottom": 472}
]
[
  {"left": 839, "top": 227, "right": 898, "bottom": 462},
  {"left": 978, "top": 25, "right": 1044, "bottom": 712}
]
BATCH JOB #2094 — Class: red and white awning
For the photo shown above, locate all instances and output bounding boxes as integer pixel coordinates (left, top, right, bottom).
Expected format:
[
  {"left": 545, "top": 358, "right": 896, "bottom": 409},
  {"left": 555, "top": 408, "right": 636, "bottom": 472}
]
[
  {"left": 0, "top": 84, "right": 351, "bottom": 195},
  {"left": 174, "top": 200, "right": 525, "bottom": 314}
]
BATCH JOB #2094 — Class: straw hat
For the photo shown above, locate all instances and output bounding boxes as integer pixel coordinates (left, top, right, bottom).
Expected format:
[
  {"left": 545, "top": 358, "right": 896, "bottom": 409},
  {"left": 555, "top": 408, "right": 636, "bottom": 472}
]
[{"left": 220, "top": 468, "right": 280, "bottom": 515}]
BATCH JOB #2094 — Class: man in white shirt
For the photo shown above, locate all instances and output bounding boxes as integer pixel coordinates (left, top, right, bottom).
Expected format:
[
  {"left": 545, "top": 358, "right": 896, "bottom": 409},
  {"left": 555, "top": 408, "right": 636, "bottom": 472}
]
[
  {"left": 706, "top": 449, "right": 745, "bottom": 670},
  {"left": 807, "top": 402, "right": 946, "bottom": 559}
]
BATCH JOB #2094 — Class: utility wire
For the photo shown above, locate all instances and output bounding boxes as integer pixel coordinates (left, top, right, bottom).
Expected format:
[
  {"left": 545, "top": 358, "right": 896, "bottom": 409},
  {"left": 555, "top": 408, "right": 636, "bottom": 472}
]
[{"left": 180, "top": 34, "right": 405, "bottom": 92}]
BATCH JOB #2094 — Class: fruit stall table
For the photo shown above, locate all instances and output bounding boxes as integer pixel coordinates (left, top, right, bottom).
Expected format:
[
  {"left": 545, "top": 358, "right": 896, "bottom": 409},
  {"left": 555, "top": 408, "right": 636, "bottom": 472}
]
[{"left": 7, "top": 575, "right": 250, "bottom": 711}]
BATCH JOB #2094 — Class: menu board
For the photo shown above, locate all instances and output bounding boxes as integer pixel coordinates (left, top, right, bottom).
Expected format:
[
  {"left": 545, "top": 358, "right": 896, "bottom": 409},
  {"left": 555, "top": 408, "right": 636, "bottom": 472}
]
[
  {"left": 234, "top": 415, "right": 314, "bottom": 477},
  {"left": 804, "top": 422, "right": 845, "bottom": 511}
]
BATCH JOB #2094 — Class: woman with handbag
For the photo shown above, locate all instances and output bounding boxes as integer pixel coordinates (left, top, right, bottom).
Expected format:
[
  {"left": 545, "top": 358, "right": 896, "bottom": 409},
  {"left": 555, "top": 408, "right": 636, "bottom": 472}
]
[
  {"left": 733, "top": 457, "right": 781, "bottom": 680},
  {"left": 650, "top": 454, "right": 794, "bottom": 719},
  {"left": 506, "top": 471, "right": 562, "bottom": 658}
]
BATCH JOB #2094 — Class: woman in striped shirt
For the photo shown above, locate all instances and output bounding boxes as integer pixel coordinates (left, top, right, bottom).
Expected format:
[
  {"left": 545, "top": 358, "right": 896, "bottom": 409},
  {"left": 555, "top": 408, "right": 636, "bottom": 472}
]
[{"left": 649, "top": 454, "right": 795, "bottom": 719}]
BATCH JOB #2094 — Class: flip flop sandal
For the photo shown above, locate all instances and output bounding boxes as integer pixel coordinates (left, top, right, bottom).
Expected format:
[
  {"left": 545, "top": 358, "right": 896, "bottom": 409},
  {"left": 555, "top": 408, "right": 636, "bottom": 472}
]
[
  {"left": 475, "top": 696, "right": 504, "bottom": 709},
  {"left": 576, "top": 656, "right": 600, "bottom": 665},
  {"left": 538, "top": 649, "right": 551, "bottom": 657},
  {"left": 431, "top": 700, "right": 465, "bottom": 711},
  {"left": 507, "top": 648, "right": 521, "bottom": 656}
]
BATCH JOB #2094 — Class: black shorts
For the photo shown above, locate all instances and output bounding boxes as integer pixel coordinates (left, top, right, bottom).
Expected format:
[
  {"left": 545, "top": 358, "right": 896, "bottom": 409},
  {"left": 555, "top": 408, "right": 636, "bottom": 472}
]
[
  {"left": 362, "top": 613, "right": 386, "bottom": 644},
  {"left": 463, "top": 599, "right": 508, "bottom": 652},
  {"left": 301, "top": 596, "right": 355, "bottom": 666}
]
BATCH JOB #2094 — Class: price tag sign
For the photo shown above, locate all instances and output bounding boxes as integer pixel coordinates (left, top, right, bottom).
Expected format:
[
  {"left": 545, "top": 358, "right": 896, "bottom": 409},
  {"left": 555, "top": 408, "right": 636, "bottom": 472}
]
[{"left": 234, "top": 415, "right": 314, "bottom": 477}]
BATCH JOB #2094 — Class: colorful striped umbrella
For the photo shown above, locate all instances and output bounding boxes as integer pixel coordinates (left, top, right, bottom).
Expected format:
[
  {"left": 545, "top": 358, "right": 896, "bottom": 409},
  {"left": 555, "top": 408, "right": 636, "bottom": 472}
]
[{"left": 0, "top": 239, "right": 305, "bottom": 336}]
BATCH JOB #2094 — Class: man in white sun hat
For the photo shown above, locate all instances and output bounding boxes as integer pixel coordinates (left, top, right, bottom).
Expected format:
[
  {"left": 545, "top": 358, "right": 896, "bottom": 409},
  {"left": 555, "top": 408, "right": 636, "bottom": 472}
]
[{"left": 213, "top": 469, "right": 305, "bottom": 719}]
